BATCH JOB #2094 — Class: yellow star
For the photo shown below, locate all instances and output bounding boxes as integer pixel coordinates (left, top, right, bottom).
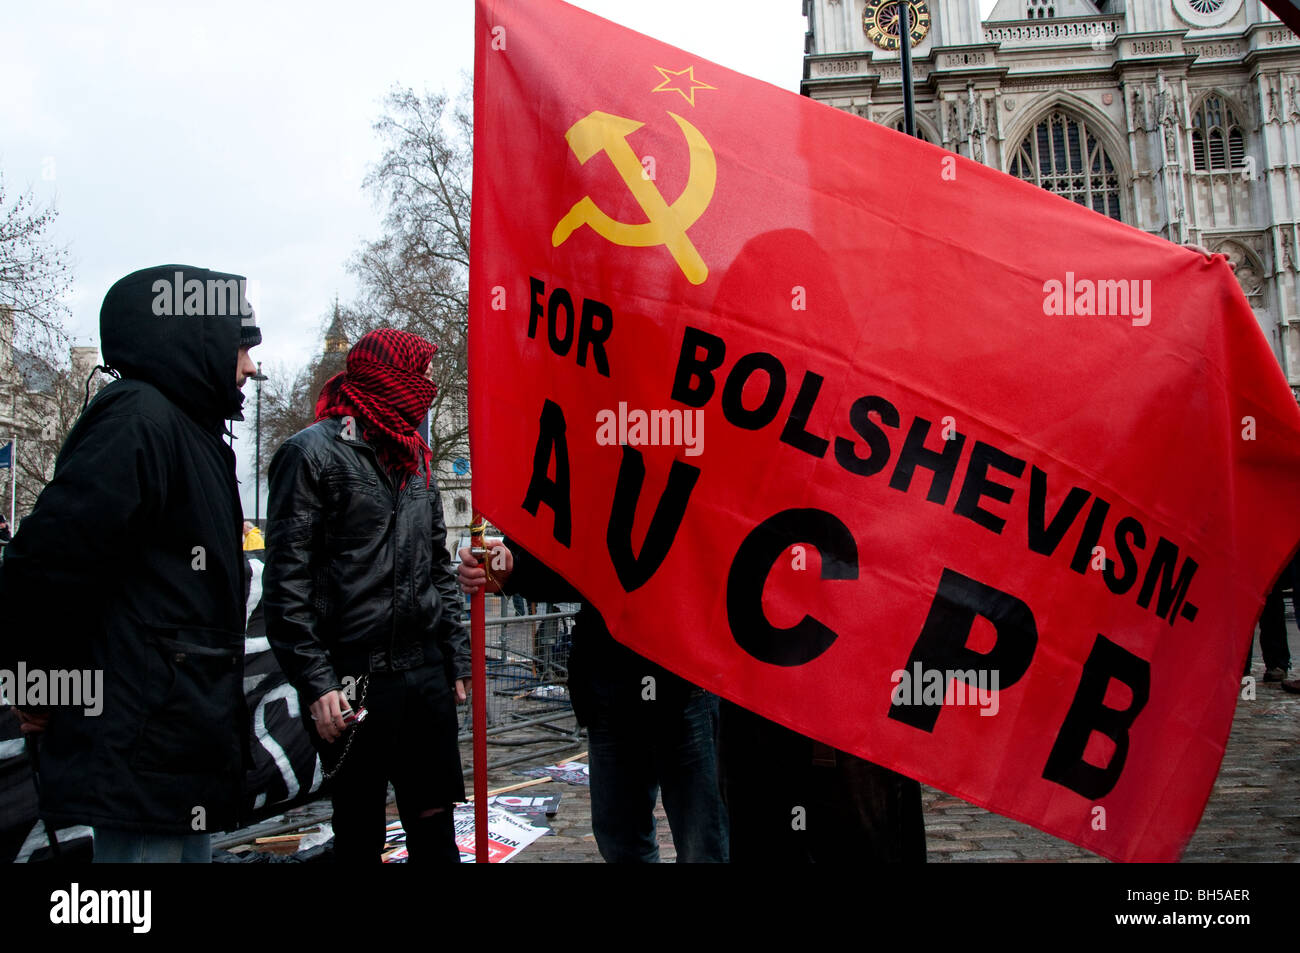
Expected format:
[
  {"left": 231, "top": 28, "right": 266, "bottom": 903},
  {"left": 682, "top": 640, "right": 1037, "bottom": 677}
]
[{"left": 651, "top": 65, "right": 717, "bottom": 107}]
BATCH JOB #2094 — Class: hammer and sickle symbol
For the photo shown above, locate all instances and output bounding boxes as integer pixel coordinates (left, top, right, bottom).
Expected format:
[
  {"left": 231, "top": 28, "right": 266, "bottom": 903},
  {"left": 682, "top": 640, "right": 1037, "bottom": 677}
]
[{"left": 552, "top": 110, "right": 716, "bottom": 286}]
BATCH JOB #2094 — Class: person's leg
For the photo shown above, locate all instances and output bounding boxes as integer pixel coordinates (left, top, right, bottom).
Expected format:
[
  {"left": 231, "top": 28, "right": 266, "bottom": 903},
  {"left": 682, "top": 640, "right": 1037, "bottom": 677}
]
[
  {"left": 1259, "top": 580, "right": 1290, "bottom": 678},
  {"left": 655, "top": 690, "right": 728, "bottom": 863},
  {"left": 391, "top": 665, "right": 465, "bottom": 863},
  {"left": 93, "top": 828, "right": 149, "bottom": 863},
  {"left": 1279, "top": 556, "right": 1300, "bottom": 693},
  {"left": 717, "top": 699, "right": 815, "bottom": 863},
  {"left": 587, "top": 705, "right": 660, "bottom": 863},
  {"left": 1286, "top": 554, "right": 1300, "bottom": 623},
  {"left": 328, "top": 759, "right": 389, "bottom": 862},
  {"left": 824, "top": 753, "right": 926, "bottom": 863},
  {"left": 322, "top": 679, "right": 391, "bottom": 863},
  {"left": 178, "top": 833, "right": 212, "bottom": 864},
  {"left": 397, "top": 800, "right": 460, "bottom": 863},
  {"left": 93, "top": 829, "right": 209, "bottom": 863}
]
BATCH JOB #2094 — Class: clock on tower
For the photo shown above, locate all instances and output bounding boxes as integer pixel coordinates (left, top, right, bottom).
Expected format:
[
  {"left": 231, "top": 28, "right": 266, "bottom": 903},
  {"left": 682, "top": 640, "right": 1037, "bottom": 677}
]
[{"left": 862, "top": 0, "right": 931, "bottom": 51}]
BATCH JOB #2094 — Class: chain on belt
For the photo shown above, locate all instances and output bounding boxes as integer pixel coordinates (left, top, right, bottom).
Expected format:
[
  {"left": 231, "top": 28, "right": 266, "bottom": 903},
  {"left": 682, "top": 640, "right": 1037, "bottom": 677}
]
[{"left": 321, "top": 674, "right": 369, "bottom": 782}]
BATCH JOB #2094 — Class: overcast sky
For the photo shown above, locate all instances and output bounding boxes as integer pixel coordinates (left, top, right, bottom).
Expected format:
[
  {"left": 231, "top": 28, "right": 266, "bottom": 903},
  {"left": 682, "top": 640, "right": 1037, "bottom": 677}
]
[{"left": 5, "top": 0, "right": 997, "bottom": 511}]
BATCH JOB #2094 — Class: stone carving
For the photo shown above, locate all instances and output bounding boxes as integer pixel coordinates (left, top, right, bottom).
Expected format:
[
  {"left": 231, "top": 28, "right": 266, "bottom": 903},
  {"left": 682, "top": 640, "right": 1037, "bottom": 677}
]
[
  {"left": 1164, "top": 86, "right": 1179, "bottom": 119},
  {"left": 1217, "top": 243, "right": 1263, "bottom": 295},
  {"left": 984, "top": 18, "right": 1122, "bottom": 44},
  {"left": 966, "top": 87, "right": 981, "bottom": 129},
  {"left": 1130, "top": 86, "right": 1155, "bottom": 134},
  {"left": 967, "top": 85, "right": 986, "bottom": 163},
  {"left": 1155, "top": 84, "right": 1180, "bottom": 157}
]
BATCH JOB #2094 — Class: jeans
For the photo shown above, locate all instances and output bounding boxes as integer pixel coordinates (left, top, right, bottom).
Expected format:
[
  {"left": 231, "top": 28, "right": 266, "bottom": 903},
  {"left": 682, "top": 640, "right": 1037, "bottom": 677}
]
[
  {"left": 92, "top": 829, "right": 211, "bottom": 863},
  {"left": 586, "top": 690, "right": 728, "bottom": 863}
]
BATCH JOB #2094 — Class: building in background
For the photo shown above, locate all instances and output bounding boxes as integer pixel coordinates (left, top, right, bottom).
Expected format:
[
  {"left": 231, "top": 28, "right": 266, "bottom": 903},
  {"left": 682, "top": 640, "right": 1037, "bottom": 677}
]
[
  {"left": 0, "top": 306, "right": 102, "bottom": 520},
  {"left": 321, "top": 302, "right": 349, "bottom": 382},
  {"left": 802, "top": 0, "right": 1300, "bottom": 397},
  {"left": 430, "top": 398, "right": 471, "bottom": 559}
]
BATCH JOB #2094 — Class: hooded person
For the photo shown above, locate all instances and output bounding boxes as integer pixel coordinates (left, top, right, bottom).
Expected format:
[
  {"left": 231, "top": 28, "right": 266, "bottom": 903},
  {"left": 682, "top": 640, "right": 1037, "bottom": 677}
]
[
  {"left": 0, "top": 264, "right": 260, "bottom": 862},
  {"left": 263, "top": 327, "right": 470, "bottom": 863}
]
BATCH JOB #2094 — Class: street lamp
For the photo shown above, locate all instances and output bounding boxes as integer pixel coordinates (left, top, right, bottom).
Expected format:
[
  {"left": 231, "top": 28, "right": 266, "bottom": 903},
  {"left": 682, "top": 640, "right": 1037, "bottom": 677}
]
[
  {"left": 897, "top": 1, "right": 916, "bottom": 138},
  {"left": 251, "top": 362, "right": 268, "bottom": 523}
]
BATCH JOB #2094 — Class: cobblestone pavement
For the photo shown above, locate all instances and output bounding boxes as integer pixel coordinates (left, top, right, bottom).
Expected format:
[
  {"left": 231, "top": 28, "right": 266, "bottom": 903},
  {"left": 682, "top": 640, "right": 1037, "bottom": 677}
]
[{"left": 485, "top": 617, "right": 1299, "bottom": 864}]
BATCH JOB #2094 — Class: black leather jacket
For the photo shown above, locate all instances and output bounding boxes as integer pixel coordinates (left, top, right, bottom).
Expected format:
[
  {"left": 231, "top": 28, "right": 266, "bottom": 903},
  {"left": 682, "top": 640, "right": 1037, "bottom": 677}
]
[{"left": 262, "top": 417, "right": 470, "bottom": 704}]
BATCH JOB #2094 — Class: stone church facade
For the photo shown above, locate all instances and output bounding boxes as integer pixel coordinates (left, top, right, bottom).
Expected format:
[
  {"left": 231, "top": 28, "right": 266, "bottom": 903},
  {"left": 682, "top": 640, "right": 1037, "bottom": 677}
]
[
  {"left": 0, "top": 307, "right": 101, "bottom": 518},
  {"left": 802, "top": 0, "right": 1300, "bottom": 398}
]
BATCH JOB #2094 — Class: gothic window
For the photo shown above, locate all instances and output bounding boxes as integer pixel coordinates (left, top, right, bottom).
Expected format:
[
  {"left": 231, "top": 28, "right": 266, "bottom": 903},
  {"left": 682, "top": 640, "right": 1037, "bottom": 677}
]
[
  {"left": 1191, "top": 95, "right": 1245, "bottom": 172},
  {"left": 1173, "top": 0, "right": 1242, "bottom": 28},
  {"left": 893, "top": 119, "right": 930, "bottom": 143},
  {"left": 1009, "top": 110, "right": 1123, "bottom": 221}
]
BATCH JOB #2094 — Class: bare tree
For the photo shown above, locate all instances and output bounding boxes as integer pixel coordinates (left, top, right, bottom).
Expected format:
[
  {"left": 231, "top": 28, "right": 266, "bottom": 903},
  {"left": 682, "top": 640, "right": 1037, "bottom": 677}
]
[
  {"left": 9, "top": 356, "right": 86, "bottom": 515},
  {"left": 253, "top": 311, "right": 352, "bottom": 481},
  {"left": 256, "top": 362, "right": 321, "bottom": 476},
  {"left": 253, "top": 84, "right": 472, "bottom": 479},
  {"left": 348, "top": 85, "right": 472, "bottom": 474},
  {"left": 0, "top": 172, "right": 78, "bottom": 520},
  {"left": 0, "top": 172, "right": 73, "bottom": 357},
  {"left": 364, "top": 85, "right": 471, "bottom": 276}
]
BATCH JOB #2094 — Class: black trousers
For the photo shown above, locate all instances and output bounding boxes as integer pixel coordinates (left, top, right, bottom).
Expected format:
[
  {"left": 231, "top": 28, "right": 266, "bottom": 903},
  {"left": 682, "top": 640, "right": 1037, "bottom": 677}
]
[
  {"left": 718, "top": 699, "right": 926, "bottom": 863},
  {"left": 309, "top": 663, "right": 465, "bottom": 863},
  {"left": 1257, "top": 554, "right": 1300, "bottom": 672}
]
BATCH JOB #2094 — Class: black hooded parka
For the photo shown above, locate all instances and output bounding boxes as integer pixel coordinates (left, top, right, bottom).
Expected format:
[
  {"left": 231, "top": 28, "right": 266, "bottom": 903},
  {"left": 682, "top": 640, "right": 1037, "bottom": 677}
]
[{"left": 0, "top": 264, "right": 253, "bottom": 835}]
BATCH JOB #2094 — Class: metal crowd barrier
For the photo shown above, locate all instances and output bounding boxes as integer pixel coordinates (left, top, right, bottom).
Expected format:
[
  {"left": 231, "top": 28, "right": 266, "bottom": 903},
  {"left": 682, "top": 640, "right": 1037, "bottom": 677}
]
[{"left": 457, "top": 603, "right": 582, "bottom": 771}]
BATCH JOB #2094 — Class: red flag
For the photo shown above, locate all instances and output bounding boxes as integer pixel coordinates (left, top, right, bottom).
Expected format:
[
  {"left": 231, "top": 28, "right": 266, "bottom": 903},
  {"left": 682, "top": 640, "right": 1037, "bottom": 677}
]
[{"left": 469, "top": 0, "right": 1300, "bottom": 862}]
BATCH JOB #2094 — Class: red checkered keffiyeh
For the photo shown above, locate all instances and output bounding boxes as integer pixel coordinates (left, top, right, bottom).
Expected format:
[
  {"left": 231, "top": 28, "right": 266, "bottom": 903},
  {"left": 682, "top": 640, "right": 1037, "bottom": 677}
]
[{"left": 315, "top": 329, "right": 438, "bottom": 486}]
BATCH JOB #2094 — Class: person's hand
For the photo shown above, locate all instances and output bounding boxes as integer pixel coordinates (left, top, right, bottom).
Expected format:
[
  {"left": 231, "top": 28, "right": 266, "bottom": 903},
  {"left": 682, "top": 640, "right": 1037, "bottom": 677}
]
[
  {"left": 309, "top": 689, "right": 351, "bottom": 744},
  {"left": 13, "top": 708, "right": 48, "bottom": 736},
  {"left": 1185, "top": 243, "right": 1236, "bottom": 272},
  {"left": 455, "top": 678, "right": 470, "bottom": 704},
  {"left": 457, "top": 544, "right": 513, "bottom": 595}
]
